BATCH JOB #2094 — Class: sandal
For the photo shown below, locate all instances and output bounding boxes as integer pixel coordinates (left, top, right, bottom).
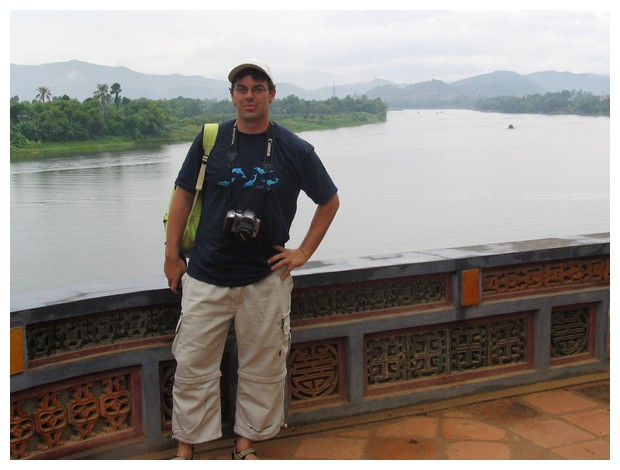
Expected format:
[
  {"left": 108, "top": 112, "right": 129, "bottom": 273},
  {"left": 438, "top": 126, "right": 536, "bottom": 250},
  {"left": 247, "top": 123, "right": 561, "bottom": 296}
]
[{"left": 232, "top": 441, "right": 258, "bottom": 460}]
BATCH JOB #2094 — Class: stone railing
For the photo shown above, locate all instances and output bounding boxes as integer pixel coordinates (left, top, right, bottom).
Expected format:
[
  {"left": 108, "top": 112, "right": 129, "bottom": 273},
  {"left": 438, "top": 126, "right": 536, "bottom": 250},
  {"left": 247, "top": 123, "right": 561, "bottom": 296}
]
[{"left": 10, "top": 234, "right": 610, "bottom": 459}]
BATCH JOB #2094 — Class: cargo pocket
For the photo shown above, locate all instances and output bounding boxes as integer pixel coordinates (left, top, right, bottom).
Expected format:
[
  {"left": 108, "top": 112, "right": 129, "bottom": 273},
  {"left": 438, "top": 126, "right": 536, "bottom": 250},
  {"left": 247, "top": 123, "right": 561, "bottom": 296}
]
[{"left": 280, "top": 310, "right": 291, "bottom": 362}]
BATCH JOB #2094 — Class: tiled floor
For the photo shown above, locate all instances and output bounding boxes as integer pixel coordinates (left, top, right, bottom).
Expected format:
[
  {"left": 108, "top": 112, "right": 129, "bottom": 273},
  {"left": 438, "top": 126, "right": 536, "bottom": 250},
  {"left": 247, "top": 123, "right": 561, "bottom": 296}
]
[{"left": 159, "top": 375, "right": 610, "bottom": 460}]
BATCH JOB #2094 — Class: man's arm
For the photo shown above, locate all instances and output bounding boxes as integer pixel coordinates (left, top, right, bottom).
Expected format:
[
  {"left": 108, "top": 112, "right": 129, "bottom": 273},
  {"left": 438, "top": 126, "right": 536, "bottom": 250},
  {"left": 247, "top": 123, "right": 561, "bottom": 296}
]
[
  {"left": 269, "top": 192, "right": 340, "bottom": 280},
  {"left": 164, "top": 186, "right": 194, "bottom": 293}
]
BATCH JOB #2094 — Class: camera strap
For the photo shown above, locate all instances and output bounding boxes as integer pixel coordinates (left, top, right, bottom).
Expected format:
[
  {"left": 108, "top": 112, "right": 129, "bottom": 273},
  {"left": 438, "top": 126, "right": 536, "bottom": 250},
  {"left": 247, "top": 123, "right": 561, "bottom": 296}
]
[
  {"left": 224, "top": 121, "right": 277, "bottom": 247},
  {"left": 227, "top": 120, "right": 275, "bottom": 171}
]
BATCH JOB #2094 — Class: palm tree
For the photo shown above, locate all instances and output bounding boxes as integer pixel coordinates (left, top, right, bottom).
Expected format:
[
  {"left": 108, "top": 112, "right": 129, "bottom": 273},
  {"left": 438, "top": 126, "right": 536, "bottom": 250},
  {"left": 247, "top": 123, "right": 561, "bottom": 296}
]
[
  {"left": 93, "top": 84, "right": 112, "bottom": 105},
  {"left": 36, "top": 86, "right": 52, "bottom": 103},
  {"left": 111, "top": 83, "right": 122, "bottom": 106}
]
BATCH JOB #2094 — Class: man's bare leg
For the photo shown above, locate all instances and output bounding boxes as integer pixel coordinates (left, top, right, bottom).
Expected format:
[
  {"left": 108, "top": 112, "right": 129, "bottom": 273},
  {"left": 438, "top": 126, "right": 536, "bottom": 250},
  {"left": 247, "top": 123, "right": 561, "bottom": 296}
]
[{"left": 175, "top": 441, "right": 194, "bottom": 459}]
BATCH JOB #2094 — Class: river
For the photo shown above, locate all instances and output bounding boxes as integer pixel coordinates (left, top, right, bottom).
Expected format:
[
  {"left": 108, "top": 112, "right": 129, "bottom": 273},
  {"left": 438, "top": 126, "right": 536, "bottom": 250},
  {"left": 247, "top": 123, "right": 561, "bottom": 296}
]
[{"left": 10, "top": 109, "right": 610, "bottom": 309}]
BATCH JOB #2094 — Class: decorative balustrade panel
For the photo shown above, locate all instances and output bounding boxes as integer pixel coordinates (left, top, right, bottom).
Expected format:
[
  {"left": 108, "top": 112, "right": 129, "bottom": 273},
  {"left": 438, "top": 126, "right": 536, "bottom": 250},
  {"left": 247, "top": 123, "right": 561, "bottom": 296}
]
[
  {"left": 287, "top": 339, "right": 346, "bottom": 408},
  {"left": 482, "top": 256, "right": 609, "bottom": 298},
  {"left": 159, "top": 362, "right": 176, "bottom": 429},
  {"left": 26, "top": 305, "right": 179, "bottom": 364},
  {"left": 291, "top": 275, "right": 449, "bottom": 322},
  {"left": 550, "top": 304, "right": 594, "bottom": 363},
  {"left": 366, "top": 314, "right": 531, "bottom": 392},
  {"left": 10, "top": 368, "right": 140, "bottom": 460}
]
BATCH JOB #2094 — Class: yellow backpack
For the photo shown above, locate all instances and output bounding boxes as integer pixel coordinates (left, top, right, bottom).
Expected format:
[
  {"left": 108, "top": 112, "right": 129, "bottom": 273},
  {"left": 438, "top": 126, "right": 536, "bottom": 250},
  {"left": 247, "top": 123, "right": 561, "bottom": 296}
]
[{"left": 163, "top": 123, "right": 219, "bottom": 258}]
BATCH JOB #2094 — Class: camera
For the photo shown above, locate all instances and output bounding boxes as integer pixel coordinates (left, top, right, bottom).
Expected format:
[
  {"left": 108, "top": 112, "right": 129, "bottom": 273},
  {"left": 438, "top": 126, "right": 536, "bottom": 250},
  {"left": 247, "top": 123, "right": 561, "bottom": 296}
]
[{"left": 223, "top": 210, "right": 261, "bottom": 243}]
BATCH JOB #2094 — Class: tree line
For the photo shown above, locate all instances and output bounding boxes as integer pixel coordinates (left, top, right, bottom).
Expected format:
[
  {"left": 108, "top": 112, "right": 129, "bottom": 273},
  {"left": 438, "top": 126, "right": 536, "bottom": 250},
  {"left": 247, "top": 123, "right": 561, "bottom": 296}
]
[
  {"left": 10, "top": 84, "right": 388, "bottom": 149},
  {"left": 475, "top": 90, "right": 610, "bottom": 116}
]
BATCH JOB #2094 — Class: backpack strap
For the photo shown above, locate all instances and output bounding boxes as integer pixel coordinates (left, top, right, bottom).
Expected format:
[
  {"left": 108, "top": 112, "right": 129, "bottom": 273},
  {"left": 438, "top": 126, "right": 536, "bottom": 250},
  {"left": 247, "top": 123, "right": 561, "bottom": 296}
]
[
  {"left": 203, "top": 123, "right": 218, "bottom": 156},
  {"left": 195, "top": 123, "right": 219, "bottom": 192}
]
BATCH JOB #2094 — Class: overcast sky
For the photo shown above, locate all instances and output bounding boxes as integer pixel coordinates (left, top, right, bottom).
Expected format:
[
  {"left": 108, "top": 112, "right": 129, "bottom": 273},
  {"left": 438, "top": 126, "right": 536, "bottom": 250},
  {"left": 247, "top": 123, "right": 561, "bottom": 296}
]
[{"left": 7, "top": 2, "right": 613, "bottom": 88}]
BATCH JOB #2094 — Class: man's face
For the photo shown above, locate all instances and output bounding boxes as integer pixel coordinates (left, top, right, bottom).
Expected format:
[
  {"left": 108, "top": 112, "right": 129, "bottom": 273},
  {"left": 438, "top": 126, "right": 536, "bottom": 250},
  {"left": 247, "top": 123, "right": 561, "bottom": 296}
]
[{"left": 230, "top": 74, "right": 276, "bottom": 126}]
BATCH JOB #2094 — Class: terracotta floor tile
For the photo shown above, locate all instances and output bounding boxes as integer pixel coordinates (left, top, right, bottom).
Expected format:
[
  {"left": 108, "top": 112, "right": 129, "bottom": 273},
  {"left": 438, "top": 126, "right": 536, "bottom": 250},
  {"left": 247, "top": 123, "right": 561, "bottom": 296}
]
[
  {"left": 507, "top": 439, "right": 559, "bottom": 460},
  {"left": 335, "top": 426, "right": 374, "bottom": 439},
  {"left": 520, "top": 390, "right": 600, "bottom": 414},
  {"left": 256, "top": 438, "right": 301, "bottom": 459},
  {"left": 293, "top": 437, "right": 368, "bottom": 459},
  {"left": 197, "top": 448, "right": 234, "bottom": 460},
  {"left": 442, "top": 410, "right": 473, "bottom": 418},
  {"left": 472, "top": 399, "right": 541, "bottom": 425},
  {"left": 571, "top": 382, "right": 610, "bottom": 404},
  {"left": 442, "top": 418, "right": 507, "bottom": 441},
  {"left": 509, "top": 418, "right": 594, "bottom": 448},
  {"left": 552, "top": 439, "right": 610, "bottom": 459},
  {"left": 563, "top": 408, "right": 610, "bottom": 437},
  {"left": 375, "top": 416, "right": 439, "bottom": 440},
  {"left": 199, "top": 453, "right": 230, "bottom": 460},
  {"left": 181, "top": 379, "right": 609, "bottom": 461},
  {"left": 369, "top": 439, "right": 440, "bottom": 460},
  {"left": 444, "top": 441, "right": 512, "bottom": 460}
]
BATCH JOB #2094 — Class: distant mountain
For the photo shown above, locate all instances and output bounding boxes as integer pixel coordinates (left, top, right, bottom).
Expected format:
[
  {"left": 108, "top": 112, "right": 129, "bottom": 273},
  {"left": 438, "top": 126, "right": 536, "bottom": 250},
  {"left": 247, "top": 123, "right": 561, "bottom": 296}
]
[
  {"left": 367, "top": 70, "right": 610, "bottom": 109},
  {"left": 367, "top": 80, "right": 465, "bottom": 108},
  {"left": 10, "top": 60, "right": 395, "bottom": 102},
  {"left": 526, "top": 71, "right": 610, "bottom": 95},
  {"left": 10, "top": 60, "right": 229, "bottom": 101},
  {"left": 10, "top": 60, "right": 610, "bottom": 107},
  {"left": 450, "top": 71, "right": 546, "bottom": 98},
  {"left": 366, "top": 72, "right": 547, "bottom": 109},
  {"left": 278, "top": 79, "right": 393, "bottom": 101}
]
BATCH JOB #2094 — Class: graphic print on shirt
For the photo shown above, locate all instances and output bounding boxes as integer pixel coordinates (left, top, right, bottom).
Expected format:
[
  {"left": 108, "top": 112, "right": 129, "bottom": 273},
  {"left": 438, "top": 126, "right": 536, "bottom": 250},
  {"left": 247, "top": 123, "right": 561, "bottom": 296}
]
[{"left": 217, "top": 166, "right": 280, "bottom": 190}]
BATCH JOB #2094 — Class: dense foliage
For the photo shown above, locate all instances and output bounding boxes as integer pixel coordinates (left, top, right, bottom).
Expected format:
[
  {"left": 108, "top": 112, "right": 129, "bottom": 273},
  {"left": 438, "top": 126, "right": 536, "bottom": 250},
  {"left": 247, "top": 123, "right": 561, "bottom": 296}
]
[
  {"left": 475, "top": 90, "right": 609, "bottom": 116},
  {"left": 10, "top": 84, "right": 607, "bottom": 152},
  {"left": 10, "top": 90, "right": 388, "bottom": 149}
]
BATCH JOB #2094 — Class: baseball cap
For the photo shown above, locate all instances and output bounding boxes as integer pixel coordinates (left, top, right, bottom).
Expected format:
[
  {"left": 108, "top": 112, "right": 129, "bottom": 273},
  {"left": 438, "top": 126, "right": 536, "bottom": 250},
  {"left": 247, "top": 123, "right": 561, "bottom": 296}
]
[{"left": 228, "top": 59, "right": 274, "bottom": 84}]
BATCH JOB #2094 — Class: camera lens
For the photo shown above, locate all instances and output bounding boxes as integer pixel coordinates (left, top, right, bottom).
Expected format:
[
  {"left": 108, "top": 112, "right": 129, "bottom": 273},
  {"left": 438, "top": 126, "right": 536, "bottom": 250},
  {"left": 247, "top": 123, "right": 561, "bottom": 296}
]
[{"left": 235, "top": 221, "right": 253, "bottom": 243}]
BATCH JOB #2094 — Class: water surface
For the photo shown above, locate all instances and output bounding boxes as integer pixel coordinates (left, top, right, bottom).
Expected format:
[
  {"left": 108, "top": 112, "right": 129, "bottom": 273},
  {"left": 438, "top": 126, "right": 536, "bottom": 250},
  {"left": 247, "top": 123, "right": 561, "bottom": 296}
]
[{"left": 10, "top": 110, "right": 609, "bottom": 307}]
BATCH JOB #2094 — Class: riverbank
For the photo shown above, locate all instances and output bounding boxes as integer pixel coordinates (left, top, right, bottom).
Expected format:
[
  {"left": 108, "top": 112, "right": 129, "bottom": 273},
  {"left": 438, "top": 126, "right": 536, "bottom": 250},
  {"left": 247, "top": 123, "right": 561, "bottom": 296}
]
[{"left": 10, "top": 112, "right": 384, "bottom": 158}]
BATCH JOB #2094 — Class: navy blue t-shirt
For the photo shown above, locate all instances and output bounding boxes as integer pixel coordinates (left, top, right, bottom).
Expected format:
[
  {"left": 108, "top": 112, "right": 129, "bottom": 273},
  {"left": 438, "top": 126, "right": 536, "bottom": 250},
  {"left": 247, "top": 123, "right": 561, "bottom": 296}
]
[{"left": 175, "top": 119, "right": 338, "bottom": 287}]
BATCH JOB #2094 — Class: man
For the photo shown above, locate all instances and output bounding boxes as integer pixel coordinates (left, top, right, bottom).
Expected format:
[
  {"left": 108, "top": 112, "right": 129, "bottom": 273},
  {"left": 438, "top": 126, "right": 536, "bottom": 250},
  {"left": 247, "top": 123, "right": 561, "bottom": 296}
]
[{"left": 164, "top": 60, "right": 339, "bottom": 460}]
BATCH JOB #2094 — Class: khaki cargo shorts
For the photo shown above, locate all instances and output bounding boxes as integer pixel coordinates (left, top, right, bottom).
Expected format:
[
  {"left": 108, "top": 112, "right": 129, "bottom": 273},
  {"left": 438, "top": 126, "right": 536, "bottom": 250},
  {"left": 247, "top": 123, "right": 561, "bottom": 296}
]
[{"left": 171, "top": 270, "right": 293, "bottom": 444}]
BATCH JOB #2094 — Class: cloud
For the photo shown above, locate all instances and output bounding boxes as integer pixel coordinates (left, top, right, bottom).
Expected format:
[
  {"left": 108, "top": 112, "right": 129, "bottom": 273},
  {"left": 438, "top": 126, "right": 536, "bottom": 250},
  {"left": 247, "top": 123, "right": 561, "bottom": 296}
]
[{"left": 9, "top": 9, "right": 611, "bottom": 88}]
